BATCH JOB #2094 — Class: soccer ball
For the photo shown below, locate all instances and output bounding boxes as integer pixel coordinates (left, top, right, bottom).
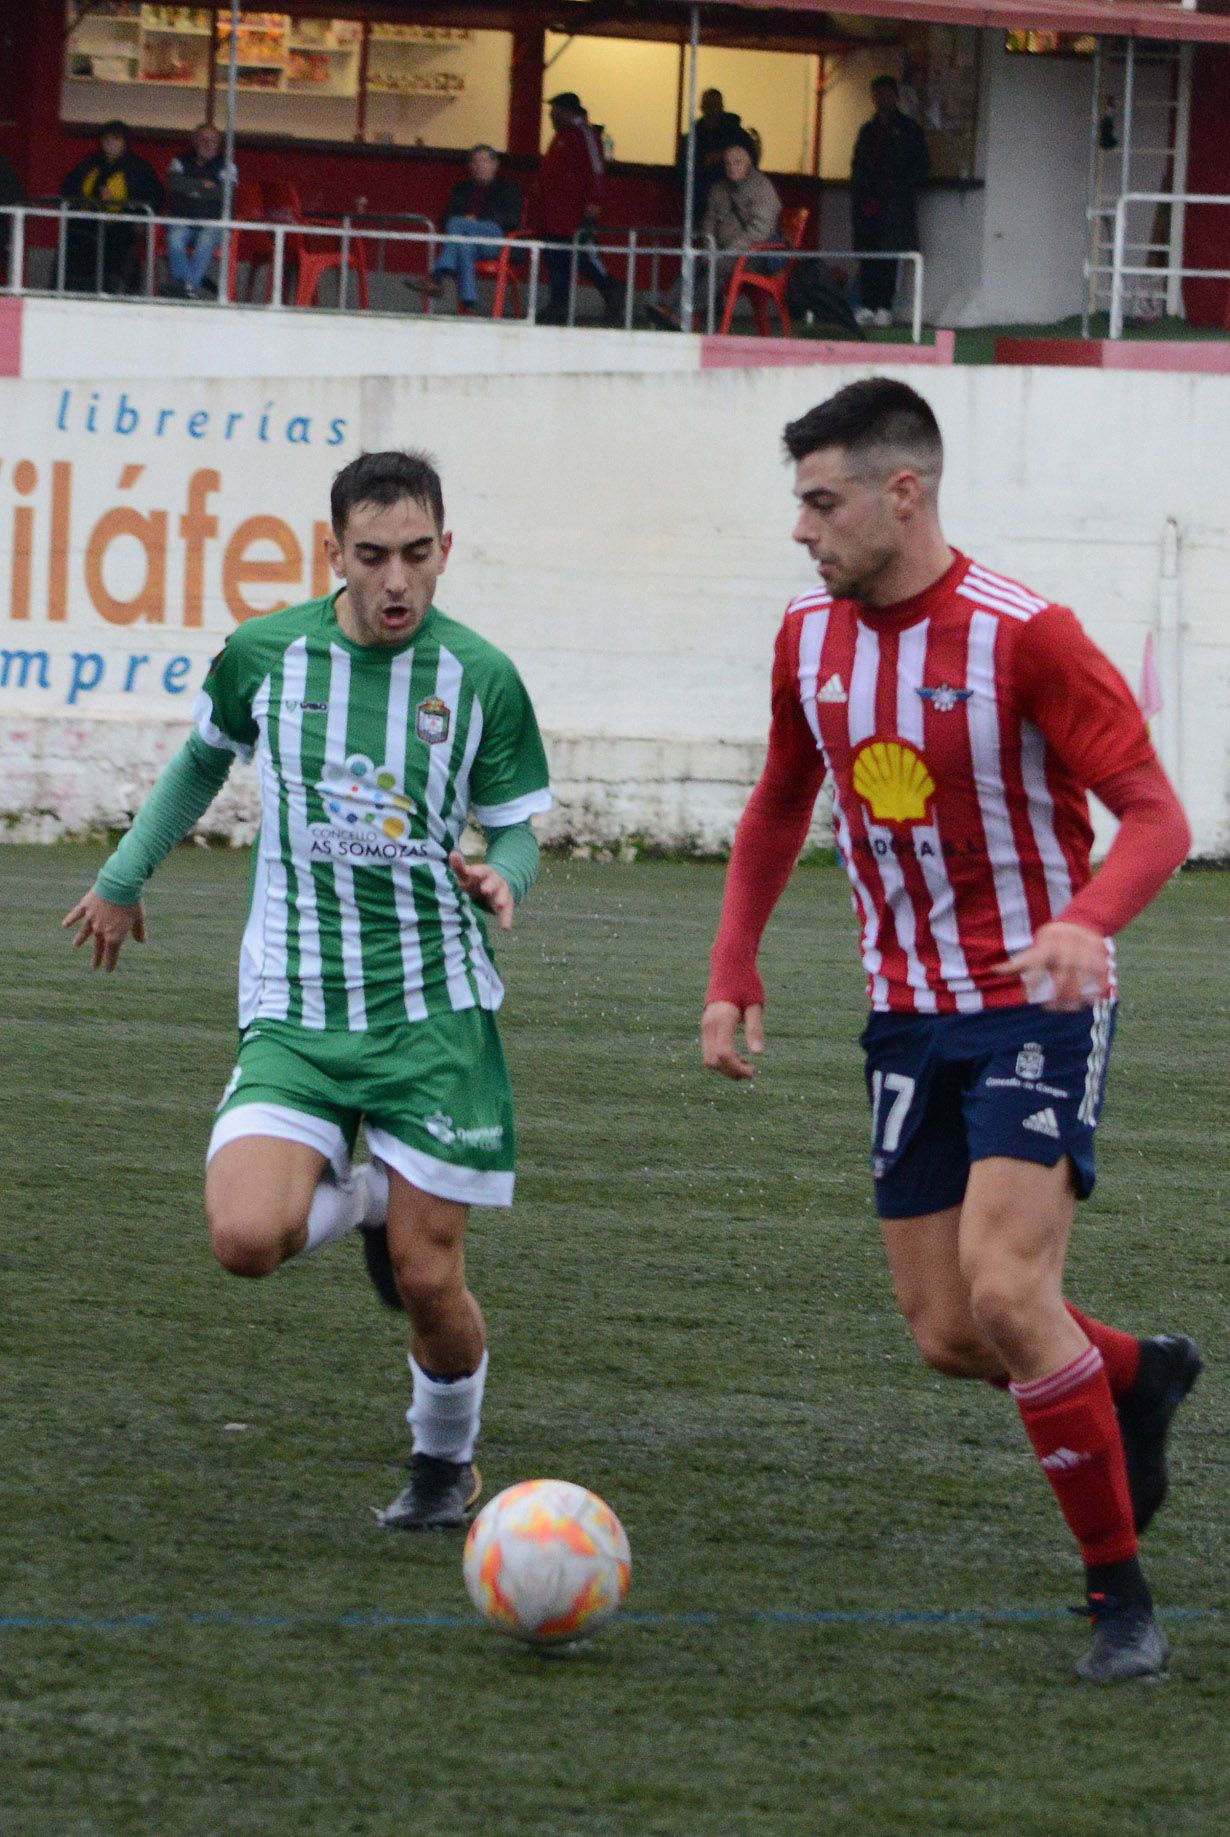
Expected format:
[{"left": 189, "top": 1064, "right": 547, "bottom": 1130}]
[{"left": 463, "top": 1479, "right": 631, "bottom": 1647}]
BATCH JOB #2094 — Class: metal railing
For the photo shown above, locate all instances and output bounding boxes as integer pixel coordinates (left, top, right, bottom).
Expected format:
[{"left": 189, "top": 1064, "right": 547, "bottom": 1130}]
[
  {"left": 1087, "top": 200, "right": 1172, "bottom": 328},
  {"left": 573, "top": 231, "right": 923, "bottom": 339},
  {"left": 565, "top": 227, "right": 718, "bottom": 331},
  {"left": 0, "top": 204, "right": 924, "bottom": 340},
  {"left": 813, "top": 248, "right": 924, "bottom": 344},
  {"left": 1108, "top": 191, "right": 1230, "bottom": 338},
  {"left": 1, "top": 202, "right": 516, "bottom": 313},
  {"left": 12, "top": 197, "right": 160, "bottom": 298}
]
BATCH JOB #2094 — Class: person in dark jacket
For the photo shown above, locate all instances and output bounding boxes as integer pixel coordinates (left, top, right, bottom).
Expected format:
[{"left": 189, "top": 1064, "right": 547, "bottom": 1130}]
[
  {"left": 676, "top": 88, "right": 745, "bottom": 217},
  {"left": 164, "top": 122, "right": 237, "bottom": 299},
  {"left": 850, "top": 76, "right": 929, "bottom": 325},
  {"left": 60, "top": 120, "right": 163, "bottom": 294},
  {"left": 418, "top": 145, "right": 522, "bottom": 314}
]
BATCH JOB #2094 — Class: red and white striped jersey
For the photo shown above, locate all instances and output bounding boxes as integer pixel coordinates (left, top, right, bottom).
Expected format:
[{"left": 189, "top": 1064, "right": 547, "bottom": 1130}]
[{"left": 771, "top": 552, "right": 1155, "bottom": 1013}]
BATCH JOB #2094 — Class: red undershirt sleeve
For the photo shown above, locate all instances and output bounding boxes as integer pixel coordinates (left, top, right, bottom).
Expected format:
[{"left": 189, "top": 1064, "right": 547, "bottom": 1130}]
[
  {"left": 1015, "top": 606, "right": 1191, "bottom": 937},
  {"left": 706, "top": 621, "right": 827, "bottom": 1010},
  {"left": 1059, "top": 758, "right": 1191, "bottom": 936}
]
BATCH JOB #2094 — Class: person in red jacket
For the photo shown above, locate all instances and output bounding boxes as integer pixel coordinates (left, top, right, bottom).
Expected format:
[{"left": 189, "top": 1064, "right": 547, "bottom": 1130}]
[
  {"left": 703, "top": 377, "right": 1201, "bottom": 1686},
  {"left": 529, "top": 92, "right": 622, "bottom": 326}
]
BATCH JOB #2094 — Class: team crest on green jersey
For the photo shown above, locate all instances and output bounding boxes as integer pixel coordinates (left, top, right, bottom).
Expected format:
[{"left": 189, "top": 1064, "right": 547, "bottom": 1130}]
[
  {"left": 416, "top": 695, "right": 451, "bottom": 745},
  {"left": 309, "top": 755, "right": 426, "bottom": 865}
]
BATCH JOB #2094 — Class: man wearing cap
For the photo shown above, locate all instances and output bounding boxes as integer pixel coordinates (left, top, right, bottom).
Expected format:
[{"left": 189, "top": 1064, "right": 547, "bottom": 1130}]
[{"left": 529, "top": 92, "right": 622, "bottom": 326}]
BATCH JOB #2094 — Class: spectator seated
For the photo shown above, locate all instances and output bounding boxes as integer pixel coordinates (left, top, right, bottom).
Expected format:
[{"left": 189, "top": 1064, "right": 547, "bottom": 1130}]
[{"left": 719, "top": 206, "right": 810, "bottom": 337}]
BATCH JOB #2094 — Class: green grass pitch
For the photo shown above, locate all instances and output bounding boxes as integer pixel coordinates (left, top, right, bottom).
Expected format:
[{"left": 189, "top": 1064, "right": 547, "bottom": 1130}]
[{"left": 2, "top": 846, "right": 1227, "bottom": 1836}]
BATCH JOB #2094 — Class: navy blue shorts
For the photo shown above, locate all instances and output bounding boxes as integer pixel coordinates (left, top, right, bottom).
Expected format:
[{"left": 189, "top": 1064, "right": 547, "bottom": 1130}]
[{"left": 860, "top": 1004, "right": 1117, "bottom": 1220}]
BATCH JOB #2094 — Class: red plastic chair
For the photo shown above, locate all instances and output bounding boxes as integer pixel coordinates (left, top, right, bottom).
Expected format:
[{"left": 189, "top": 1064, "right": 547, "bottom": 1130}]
[
  {"left": 224, "top": 179, "right": 271, "bottom": 302},
  {"left": 262, "top": 179, "right": 370, "bottom": 310},
  {"left": 477, "top": 227, "right": 529, "bottom": 318},
  {"left": 719, "top": 206, "right": 810, "bottom": 337}
]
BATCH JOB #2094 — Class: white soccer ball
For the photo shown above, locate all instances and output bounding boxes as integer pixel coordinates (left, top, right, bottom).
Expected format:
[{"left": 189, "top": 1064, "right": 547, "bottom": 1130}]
[{"left": 463, "top": 1479, "right": 631, "bottom": 1647}]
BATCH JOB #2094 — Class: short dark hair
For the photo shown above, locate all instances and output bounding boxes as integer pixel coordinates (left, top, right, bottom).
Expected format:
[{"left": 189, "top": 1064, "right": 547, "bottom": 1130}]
[
  {"left": 783, "top": 380, "right": 943, "bottom": 485},
  {"left": 330, "top": 449, "right": 445, "bottom": 537},
  {"left": 100, "top": 119, "right": 128, "bottom": 140},
  {"left": 470, "top": 142, "right": 498, "bottom": 160},
  {"left": 871, "top": 75, "right": 899, "bottom": 96}
]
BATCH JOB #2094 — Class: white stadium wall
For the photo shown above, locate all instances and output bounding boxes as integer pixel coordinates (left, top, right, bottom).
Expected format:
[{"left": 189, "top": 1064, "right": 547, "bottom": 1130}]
[{"left": 1, "top": 305, "right": 1228, "bottom": 858}]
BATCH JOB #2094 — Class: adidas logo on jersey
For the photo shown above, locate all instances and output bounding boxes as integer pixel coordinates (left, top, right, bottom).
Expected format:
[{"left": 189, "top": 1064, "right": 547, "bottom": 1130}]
[
  {"left": 1022, "top": 1106, "right": 1060, "bottom": 1139},
  {"left": 816, "top": 674, "right": 847, "bottom": 704}
]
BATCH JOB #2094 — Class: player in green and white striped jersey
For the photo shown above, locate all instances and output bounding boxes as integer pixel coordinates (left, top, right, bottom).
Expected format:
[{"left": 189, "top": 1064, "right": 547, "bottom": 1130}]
[{"left": 64, "top": 451, "right": 551, "bottom": 1531}]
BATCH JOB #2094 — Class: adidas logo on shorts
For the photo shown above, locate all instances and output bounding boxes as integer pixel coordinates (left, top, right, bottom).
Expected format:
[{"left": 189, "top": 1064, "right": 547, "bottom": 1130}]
[{"left": 1022, "top": 1106, "right": 1060, "bottom": 1139}]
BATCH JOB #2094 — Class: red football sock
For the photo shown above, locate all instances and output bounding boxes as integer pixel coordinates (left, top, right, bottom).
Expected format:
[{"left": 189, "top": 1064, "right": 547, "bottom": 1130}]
[
  {"left": 1065, "top": 1304, "right": 1141, "bottom": 1397},
  {"left": 1011, "top": 1347, "right": 1138, "bottom": 1566}
]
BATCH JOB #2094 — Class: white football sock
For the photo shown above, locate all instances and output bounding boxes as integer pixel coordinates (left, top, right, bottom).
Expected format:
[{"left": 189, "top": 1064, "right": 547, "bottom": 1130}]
[
  {"left": 406, "top": 1350, "right": 488, "bottom": 1463},
  {"left": 297, "top": 1171, "right": 366, "bottom": 1257},
  {"left": 353, "top": 1159, "right": 389, "bottom": 1228}
]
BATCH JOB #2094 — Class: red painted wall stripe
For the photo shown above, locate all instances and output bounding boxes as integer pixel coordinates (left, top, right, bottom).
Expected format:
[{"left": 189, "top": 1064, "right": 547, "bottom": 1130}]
[
  {"left": 0, "top": 296, "right": 22, "bottom": 376},
  {"left": 700, "top": 328, "right": 955, "bottom": 368},
  {"left": 995, "top": 336, "right": 1230, "bottom": 374}
]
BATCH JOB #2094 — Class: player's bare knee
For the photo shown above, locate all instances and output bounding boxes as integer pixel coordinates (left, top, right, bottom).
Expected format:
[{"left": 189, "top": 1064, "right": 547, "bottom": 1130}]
[
  {"left": 909, "top": 1317, "right": 988, "bottom": 1379},
  {"left": 206, "top": 1200, "right": 303, "bottom": 1278},
  {"left": 208, "top": 1224, "right": 283, "bottom": 1278},
  {"left": 390, "top": 1254, "right": 461, "bottom": 1328},
  {"left": 966, "top": 1274, "right": 1040, "bottom": 1352}
]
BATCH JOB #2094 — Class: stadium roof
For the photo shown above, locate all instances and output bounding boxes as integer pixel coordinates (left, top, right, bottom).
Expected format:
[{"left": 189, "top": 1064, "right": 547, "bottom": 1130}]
[
  {"left": 385, "top": 0, "right": 1230, "bottom": 46},
  {"left": 660, "top": 0, "right": 1230, "bottom": 43}
]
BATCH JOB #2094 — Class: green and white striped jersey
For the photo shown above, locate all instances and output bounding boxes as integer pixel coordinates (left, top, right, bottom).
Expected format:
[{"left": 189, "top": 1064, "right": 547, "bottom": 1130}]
[{"left": 193, "top": 593, "right": 551, "bottom": 1032}]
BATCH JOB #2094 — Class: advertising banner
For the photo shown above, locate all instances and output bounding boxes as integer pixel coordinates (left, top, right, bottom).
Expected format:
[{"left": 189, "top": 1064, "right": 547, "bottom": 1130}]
[
  {"left": 0, "top": 377, "right": 357, "bottom": 723},
  {"left": 3, "top": 362, "right": 1227, "bottom": 855}
]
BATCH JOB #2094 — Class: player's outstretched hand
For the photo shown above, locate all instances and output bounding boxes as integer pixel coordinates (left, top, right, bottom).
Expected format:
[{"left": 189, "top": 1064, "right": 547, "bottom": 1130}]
[
  {"left": 61, "top": 888, "right": 147, "bottom": 973},
  {"left": 998, "top": 920, "right": 1109, "bottom": 1012},
  {"left": 448, "top": 850, "right": 514, "bottom": 931},
  {"left": 701, "top": 1000, "right": 765, "bottom": 1081}
]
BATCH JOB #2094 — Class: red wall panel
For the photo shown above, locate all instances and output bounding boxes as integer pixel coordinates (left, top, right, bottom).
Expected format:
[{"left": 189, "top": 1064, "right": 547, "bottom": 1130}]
[{"left": 1182, "top": 46, "right": 1230, "bottom": 328}]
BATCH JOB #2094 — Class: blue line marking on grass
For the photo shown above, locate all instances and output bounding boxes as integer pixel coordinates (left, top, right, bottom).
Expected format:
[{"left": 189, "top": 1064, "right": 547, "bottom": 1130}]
[{"left": 0, "top": 1606, "right": 1219, "bottom": 1634}]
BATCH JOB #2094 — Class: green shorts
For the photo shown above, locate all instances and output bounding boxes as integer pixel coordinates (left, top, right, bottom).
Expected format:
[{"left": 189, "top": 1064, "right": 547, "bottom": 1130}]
[{"left": 207, "top": 1009, "right": 516, "bottom": 1207}]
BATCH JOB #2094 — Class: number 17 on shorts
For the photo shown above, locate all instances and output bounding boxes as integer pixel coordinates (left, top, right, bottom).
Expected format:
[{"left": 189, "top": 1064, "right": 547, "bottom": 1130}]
[{"left": 870, "top": 1069, "right": 916, "bottom": 1178}]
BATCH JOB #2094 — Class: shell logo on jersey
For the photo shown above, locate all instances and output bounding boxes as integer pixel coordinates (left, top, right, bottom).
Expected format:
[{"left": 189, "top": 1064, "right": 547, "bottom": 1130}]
[
  {"left": 416, "top": 696, "right": 451, "bottom": 745},
  {"left": 308, "top": 754, "right": 428, "bottom": 864},
  {"left": 851, "top": 740, "right": 937, "bottom": 824}
]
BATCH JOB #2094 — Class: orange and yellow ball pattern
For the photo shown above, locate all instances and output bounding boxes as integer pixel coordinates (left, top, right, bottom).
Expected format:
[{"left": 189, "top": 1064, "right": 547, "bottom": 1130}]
[{"left": 463, "top": 1479, "right": 631, "bottom": 1647}]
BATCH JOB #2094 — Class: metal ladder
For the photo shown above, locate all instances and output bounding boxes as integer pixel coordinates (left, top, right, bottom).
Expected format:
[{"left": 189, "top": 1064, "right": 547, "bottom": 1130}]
[{"left": 1082, "top": 36, "right": 1193, "bottom": 334}]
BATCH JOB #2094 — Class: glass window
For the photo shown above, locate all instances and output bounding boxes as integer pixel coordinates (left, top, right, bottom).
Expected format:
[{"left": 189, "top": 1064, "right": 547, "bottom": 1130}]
[
  {"left": 1005, "top": 30, "right": 1096, "bottom": 57},
  {"left": 365, "top": 25, "right": 512, "bottom": 151},
  {"left": 61, "top": 7, "right": 511, "bottom": 150},
  {"left": 541, "top": 35, "right": 679, "bottom": 165},
  {"left": 64, "top": 3, "right": 210, "bottom": 134},
  {"left": 686, "top": 46, "right": 820, "bottom": 176},
  {"left": 218, "top": 13, "right": 362, "bottom": 142},
  {"left": 817, "top": 50, "right": 903, "bottom": 181}
]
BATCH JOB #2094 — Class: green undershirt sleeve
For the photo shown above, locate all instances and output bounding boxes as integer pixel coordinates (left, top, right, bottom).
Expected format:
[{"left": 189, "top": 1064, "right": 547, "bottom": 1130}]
[
  {"left": 482, "top": 819, "right": 540, "bottom": 906},
  {"left": 94, "top": 732, "right": 235, "bottom": 905}
]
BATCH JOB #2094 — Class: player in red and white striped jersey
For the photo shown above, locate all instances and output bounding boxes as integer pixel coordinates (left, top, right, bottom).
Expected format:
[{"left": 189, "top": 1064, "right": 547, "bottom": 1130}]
[{"left": 703, "top": 379, "right": 1200, "bottom": 1683}]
